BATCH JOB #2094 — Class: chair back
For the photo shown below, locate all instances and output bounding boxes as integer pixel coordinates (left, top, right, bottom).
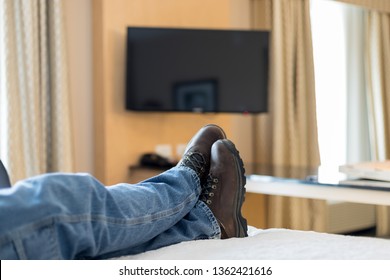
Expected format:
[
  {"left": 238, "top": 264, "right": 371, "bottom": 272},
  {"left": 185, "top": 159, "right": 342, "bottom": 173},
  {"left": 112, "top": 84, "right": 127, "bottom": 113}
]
[{"left": 0, "top": 160, "right": 11, "bottom": 188}]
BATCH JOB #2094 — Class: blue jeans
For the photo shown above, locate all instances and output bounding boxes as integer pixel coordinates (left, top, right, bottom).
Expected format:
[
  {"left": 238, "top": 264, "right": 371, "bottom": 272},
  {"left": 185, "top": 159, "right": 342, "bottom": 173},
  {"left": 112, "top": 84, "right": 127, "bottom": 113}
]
[{"left": 0, "top": 166, "right": 220, "bottom": 259}]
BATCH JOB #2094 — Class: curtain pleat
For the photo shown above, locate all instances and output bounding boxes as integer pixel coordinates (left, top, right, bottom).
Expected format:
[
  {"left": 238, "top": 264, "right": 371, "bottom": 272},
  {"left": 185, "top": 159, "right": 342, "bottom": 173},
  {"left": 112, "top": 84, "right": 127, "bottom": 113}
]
[{"left": 0, "top": 0, "right": 74, "bottom": 183}]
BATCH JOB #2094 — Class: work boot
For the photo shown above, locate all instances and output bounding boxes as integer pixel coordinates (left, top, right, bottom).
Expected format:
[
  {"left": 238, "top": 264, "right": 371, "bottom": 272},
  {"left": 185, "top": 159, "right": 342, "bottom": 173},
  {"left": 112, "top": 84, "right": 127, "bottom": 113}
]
[
  {"left": 178, "top": 124, "right": 226, "bottom": 184},
  {"left": 201, "top": 139, "right": 248, "bottom": 238}
]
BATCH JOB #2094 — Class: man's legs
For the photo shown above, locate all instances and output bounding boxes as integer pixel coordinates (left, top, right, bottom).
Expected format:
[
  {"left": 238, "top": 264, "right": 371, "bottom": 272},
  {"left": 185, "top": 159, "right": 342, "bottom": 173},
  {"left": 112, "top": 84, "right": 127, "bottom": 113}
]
[
  {"left": 0, "top": 166, "right": 219, "bottom": 259},
  {"left": 0, "top": 124, "right": 226, "bottom": 259}
]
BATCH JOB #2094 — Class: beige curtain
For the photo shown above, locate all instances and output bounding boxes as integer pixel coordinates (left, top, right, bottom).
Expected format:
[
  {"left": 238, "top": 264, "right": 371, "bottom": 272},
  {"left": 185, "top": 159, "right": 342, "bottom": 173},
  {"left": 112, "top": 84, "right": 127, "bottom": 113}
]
[
  {"left": 364, "top": 11, "right": 390, "bottom": 236},
  {"left": 0, "top": 0, "right": 74, "bottom": 183},
  {"left": 255, "top": 0, "right": 325, "bottom": 231}
]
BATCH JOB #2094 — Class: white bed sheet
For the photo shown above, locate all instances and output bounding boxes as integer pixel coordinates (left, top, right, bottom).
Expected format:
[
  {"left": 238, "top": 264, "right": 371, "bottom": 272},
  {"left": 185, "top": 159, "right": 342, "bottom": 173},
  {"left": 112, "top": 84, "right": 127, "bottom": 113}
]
[{"left": 118, "top": 227, "right": 390, "bottom": 260}]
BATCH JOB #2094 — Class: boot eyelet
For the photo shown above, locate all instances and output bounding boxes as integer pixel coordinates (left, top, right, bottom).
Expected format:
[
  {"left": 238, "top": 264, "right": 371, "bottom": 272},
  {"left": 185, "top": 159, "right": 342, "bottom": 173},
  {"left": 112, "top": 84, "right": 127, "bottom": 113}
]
[
  {"left": 211, "top": 185, "right": 217, "bottom": 189},
  {"left": 207, "top": 200, "right": 212, "bottom": 205},
  {"left": 213, "top": 178, "right": 219, "bottom": 183},
  {"left": 209, "top": 193, "right": 214, "bottom": 197}
]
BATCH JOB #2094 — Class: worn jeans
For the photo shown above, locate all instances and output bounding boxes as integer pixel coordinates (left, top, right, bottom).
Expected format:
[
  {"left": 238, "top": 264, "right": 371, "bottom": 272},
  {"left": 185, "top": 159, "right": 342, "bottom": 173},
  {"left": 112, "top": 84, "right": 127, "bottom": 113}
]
[{"left": 0, "top": 166, "right": 220, "bottom": 259}]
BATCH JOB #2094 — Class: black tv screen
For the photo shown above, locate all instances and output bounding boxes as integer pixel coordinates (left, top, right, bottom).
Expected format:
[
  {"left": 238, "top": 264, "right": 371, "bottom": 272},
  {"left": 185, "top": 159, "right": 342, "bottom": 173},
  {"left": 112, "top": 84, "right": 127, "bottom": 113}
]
[{"left": 125, "top": 27, "right": 269, "bottom": 113}]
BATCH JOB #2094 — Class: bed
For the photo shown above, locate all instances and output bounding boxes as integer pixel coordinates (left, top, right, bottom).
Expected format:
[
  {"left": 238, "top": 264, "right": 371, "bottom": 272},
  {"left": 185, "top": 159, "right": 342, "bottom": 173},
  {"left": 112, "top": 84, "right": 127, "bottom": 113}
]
[{"left": 118, "top": 226, "right": 390, "bottom": 260}]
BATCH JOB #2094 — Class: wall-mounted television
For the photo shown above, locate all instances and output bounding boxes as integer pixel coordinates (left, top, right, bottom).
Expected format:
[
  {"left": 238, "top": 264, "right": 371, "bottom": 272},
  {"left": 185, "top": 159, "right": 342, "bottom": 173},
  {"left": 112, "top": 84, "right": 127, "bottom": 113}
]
[{"left": 125, "top": 27, "right": 269, "bottom": 114}]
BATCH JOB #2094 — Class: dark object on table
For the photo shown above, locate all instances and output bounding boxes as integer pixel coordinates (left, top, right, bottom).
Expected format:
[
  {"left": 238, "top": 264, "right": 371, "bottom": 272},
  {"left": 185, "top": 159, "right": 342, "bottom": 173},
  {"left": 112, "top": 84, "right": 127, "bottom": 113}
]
[{"left": 139, "top": 153, "right": 175, "bottom": 169}]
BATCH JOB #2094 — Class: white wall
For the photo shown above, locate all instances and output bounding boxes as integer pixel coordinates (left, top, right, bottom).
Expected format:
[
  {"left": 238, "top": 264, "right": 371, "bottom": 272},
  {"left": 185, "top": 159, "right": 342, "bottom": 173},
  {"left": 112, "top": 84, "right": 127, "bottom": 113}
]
[{"left": 64, "top": 0, "right": 94, "bottom": 174}]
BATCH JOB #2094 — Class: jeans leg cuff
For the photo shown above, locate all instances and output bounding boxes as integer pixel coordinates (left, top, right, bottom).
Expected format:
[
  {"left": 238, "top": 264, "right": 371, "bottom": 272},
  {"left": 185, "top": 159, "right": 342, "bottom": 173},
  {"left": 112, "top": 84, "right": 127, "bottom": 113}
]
[{"left": 197, "top": 200, "right": 221, "bottom": 239}]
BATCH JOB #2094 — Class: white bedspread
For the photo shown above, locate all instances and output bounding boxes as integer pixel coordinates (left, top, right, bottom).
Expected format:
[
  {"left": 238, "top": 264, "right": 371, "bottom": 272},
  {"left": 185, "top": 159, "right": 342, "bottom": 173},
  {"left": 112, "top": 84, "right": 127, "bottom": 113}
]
[{"left": 119, "top": 227, "right": 390, "bottom": 260}]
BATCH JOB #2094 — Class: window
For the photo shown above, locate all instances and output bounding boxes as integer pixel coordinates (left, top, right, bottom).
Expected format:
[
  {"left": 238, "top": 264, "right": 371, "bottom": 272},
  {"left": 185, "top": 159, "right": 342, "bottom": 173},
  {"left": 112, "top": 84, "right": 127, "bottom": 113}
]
[
  {"left": 311, "top": 0, "right": 371, "bottom": 169},
  {"left": 311, "top": 0, "right": 348, "bottom": 168}
]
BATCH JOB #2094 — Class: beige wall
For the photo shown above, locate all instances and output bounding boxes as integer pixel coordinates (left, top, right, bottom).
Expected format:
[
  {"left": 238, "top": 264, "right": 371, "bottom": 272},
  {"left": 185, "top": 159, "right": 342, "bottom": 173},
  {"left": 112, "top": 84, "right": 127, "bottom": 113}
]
[
  {"left": 92, "top": 0, "right": 265, "bottom": 185},
  {"left": 64, "top": 0, "right": 270, "bottom": 228},
  {"left": 64, "top": 0, "right": 94, "bottom": 174},
  {"left": 64, "top": 0, "right": 272, "bottom": 180}
]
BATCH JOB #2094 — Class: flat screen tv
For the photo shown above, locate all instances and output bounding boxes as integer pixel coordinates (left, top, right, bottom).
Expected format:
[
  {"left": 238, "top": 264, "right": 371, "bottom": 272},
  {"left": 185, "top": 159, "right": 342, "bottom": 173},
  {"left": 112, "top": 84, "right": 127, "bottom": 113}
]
[{"left": 125, "top": 27, "right": 269, "bottom": 113}]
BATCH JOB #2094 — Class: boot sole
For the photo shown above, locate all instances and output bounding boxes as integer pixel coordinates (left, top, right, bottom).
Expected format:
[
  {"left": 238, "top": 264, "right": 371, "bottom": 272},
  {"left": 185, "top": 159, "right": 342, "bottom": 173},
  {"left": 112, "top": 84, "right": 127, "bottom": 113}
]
[{"left": 220, "top": 139, "right": 248, "bottom": 237}]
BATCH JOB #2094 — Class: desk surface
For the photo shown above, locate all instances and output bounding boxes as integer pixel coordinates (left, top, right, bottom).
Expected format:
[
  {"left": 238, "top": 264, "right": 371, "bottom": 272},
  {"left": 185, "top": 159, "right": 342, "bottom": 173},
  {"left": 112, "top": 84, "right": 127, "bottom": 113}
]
[{"left": 245, "top": 164, "right": 390, "bottom": 206}]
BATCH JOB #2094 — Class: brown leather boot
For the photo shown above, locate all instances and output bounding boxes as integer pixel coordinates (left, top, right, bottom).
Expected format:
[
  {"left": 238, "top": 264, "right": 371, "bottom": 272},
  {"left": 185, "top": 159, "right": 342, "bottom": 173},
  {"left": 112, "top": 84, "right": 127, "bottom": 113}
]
[
  {"left": 201, "top": 139, "right": 248, "bottom": 239},
  {"left": 177, "top": 124, "right": 226, "bottom": 184}
]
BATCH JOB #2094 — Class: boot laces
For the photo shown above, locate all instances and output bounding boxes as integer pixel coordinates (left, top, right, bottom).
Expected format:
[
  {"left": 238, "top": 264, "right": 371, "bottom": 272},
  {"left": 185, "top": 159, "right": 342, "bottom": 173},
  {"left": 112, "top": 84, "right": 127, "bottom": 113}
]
[
  {"left": 181, "top": 152, "right": 206, "bottom": 177},
  {"left": 201, "top": 174, "right": 219, "bottom": 205}
]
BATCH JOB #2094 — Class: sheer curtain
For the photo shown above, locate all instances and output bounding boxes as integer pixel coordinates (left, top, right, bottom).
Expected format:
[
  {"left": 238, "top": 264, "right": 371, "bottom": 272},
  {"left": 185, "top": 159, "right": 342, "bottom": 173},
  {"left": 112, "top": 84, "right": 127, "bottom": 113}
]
[
  {"left": 365, "top": 11, "right": 390, "bottom": 161},
  {"left": 364, "top": 10, "right": 390, "bottom": 236},
  {"left": 334, "top": 0, "right": 390, "bottom": 237},
  {"left": 0, "top": 0, "right": 74, "bottom": 183},
  {"left": 327, "top": 1, "right": 390, "bottom": 236}
]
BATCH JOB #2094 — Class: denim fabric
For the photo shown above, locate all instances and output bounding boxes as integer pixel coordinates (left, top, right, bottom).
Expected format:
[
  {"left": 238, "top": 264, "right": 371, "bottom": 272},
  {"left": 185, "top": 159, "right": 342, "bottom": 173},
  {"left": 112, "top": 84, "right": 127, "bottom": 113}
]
[{"left": 0, "top": 166, "right": 220, "bottom": 259}]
